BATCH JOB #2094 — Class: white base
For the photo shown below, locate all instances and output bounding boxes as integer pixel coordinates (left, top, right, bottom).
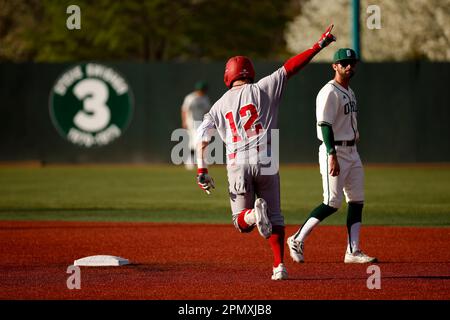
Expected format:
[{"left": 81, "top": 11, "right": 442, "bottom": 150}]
[{"left": 74, "top": 255, "right": 129, "bottom": 267}]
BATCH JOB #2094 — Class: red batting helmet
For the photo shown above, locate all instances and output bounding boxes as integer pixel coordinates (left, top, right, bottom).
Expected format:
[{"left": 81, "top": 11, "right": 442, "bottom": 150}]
[{"left": 224, "top": 56, "right": 255, "bottom": 88}]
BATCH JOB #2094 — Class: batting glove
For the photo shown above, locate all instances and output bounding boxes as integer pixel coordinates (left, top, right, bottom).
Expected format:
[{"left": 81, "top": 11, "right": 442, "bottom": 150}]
[
  {"left": 197, "top": 168, "right": 215, "bottom": 195},
  {"left": 316, "top": 24, "right": 336, "bottom": 49}
]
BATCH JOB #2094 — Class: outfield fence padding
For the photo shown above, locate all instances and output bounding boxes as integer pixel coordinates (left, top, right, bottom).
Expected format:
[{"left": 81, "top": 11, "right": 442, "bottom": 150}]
[{"left": 0, "top": 62, "right": 448, "bottom": 163}]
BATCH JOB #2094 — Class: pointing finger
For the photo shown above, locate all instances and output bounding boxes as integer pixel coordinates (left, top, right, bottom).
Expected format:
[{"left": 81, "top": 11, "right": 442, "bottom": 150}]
[{"left": 326, "top": 24, "right": 334, "bottom": 34}]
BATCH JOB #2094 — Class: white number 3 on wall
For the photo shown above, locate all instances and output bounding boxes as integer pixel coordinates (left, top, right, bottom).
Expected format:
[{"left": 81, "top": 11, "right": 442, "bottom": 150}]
[{"left": 73, "top": 79, "right": 111, "bottom": 133}]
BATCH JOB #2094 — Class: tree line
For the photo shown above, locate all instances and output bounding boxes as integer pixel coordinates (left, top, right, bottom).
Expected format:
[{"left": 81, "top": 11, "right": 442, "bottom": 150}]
[{"left": 0, "top": 0, "right": 299, "bottom": 62}]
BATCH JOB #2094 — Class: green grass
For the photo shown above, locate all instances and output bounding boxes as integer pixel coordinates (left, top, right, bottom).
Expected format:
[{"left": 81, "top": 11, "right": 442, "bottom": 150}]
[{"left": 0, "top": 164, "right": 449, "bottom": 226}]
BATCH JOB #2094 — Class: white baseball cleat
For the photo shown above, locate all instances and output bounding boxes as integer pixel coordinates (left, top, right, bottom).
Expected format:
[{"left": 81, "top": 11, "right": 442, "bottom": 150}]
[
  {"left": 344, "top": 250, "right": 378, "bottom": 263},
  {"left": 254, "top": 198, "right": 272, "bottom": 239},
  {"left": 271, "top": 263, "right": 288, "bottom": 280},
  {"left": 287, "top": 236, "right": 304, "bottom": 263}
]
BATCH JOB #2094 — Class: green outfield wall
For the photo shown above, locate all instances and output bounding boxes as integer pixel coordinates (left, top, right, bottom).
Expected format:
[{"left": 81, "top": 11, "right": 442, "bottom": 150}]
[{"left": 0, "top": 62, "right": 448, "bottom": 163}]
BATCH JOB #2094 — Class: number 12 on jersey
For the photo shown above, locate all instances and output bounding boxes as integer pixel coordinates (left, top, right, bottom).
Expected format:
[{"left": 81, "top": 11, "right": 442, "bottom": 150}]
[{"left": 225, "top": 104, "right": 263, "bottom": 143}]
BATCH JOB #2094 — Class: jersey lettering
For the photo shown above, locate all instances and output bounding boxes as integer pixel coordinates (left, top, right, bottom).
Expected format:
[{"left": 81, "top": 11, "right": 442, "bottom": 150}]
[
  {"left": 225, "top": 104, "right": 263, "bottom": 142},
  {"left": 344, "top": 100, "right": 357, "bottom": 115},
  {"left": 225, "top": 111, "right": 242, "bottom": 142},
  {"left": 240, "top": 104, "right": 263, "bottom": 137}
]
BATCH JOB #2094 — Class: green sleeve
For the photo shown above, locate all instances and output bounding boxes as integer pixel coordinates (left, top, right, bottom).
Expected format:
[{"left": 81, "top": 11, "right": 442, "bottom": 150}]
[{"left": 320, "top": 124, "right": 336, "bottom": 155}]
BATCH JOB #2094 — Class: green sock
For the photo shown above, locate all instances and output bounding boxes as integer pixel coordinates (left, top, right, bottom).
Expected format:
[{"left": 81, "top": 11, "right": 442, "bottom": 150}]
[
  {"left": 311, "top": 203, "right": 338, "bottom": 221},
  {"left": 293, "top": 203, "right": 338, "bottom": 240},
  {"left": 347, "top": 202, "right": 363, "bottom": 229},
  {"left": 347, "top": 202, "right": 363, "bottom": 253}
]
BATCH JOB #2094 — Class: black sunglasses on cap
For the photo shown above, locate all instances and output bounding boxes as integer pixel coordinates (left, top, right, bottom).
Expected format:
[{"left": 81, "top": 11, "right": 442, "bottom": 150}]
[{"left": 338, "top": 60, "right": 357, "bottom": 67}]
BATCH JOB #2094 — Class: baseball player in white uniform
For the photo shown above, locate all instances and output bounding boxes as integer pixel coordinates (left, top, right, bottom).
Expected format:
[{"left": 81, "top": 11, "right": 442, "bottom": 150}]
[
  {"left": 195, "top": 26, "right": 336, "bottom": 280},
  {"left": 181, "top": 81, "right": 211, "bottom": 169},
  {"left": 287, "top": 48, "right": 377, "bottom": 264}
]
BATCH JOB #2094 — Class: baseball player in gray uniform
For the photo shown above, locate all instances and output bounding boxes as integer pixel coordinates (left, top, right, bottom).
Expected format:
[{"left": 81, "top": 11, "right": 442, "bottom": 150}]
[
  {"left": 287, "top": 48, "right": 377, "bottom": 264},
  {"left": 181, "top": 81, "right": 211, "bottom": 170},
  {"left": 195, "top": 26, "right": 336, "bottom": 280}
]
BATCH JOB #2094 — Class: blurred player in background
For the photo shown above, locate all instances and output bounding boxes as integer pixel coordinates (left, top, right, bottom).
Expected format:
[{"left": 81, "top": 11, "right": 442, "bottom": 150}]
[
  {"left": 287, "top": 48, "right": 377, "bottom": 265},
  {"left": 181, "top": 81, "right": 211, "bottom": 170},
  {"left": 195, "top": 26, "right": 336, "bottom": 280}
]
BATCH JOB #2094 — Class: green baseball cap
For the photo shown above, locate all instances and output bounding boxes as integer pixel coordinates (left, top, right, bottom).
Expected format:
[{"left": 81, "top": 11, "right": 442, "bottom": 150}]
[
  {"left": 194, "top": 81, "right": 208, "bottom": 91},
  {"left": 333, "top": 48, "right": 359, "bottom": 63}
]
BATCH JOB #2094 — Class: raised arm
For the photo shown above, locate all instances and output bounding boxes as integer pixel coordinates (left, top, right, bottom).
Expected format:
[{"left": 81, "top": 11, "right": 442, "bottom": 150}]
[{"left": 284, "top": 25, "right": 336, "bottom": 78}]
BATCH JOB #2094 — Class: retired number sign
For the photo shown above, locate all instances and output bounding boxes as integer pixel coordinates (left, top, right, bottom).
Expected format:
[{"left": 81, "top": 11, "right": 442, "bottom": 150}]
[{"left": 49, "top": 63, "right": 133, "bottom": 147}]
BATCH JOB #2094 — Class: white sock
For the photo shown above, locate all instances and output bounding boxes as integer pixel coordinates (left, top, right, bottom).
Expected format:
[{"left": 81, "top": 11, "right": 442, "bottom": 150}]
[
  {"left": 243, "top": 209, "right": 256, "bottom": 225},
  {"left": 294, "top": 217, "right": 320, "bottom": 242},
  {"left": 347, "top": 222, "right": 361, "bottom": 253}
]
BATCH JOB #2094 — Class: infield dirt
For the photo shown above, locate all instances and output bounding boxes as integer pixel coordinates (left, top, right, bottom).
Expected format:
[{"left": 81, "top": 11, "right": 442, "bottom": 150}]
[{"left": 0, "top": 221, "right": 449, "bottom": 300}]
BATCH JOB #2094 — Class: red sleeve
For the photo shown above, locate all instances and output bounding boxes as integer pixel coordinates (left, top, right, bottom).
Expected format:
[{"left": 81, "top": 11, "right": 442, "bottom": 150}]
[{"left": 283, "top": 43, "right": 321, "bottom": 78}]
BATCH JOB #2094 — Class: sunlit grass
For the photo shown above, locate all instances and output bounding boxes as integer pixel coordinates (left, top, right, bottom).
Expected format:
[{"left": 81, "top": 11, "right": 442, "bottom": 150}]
[{"left": 0, "top": 164, "right": 449, "bottom": 226}]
